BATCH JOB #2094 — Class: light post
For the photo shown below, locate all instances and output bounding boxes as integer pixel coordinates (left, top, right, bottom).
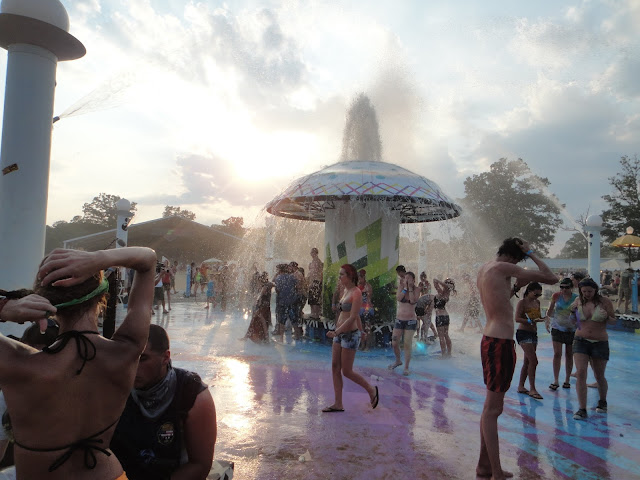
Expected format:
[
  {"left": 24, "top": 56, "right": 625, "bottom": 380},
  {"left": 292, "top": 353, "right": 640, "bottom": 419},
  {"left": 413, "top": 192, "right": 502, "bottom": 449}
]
[{"left": 584, "top": 215, "right": 603, "bottom": 283}]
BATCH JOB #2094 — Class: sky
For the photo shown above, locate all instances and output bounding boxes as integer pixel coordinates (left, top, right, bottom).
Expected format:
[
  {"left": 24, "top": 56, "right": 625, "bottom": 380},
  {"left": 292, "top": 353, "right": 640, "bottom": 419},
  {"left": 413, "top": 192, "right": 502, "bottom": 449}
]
[{"left": 1, "top": 0, "right": 639, "bottom": 255}]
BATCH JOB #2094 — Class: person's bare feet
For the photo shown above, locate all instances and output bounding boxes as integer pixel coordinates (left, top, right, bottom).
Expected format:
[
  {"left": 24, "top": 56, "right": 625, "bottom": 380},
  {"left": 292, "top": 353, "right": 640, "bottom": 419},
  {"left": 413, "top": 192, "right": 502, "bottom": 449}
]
[{"left": 388, "top": 361, "right": 403, "bottom": 370}]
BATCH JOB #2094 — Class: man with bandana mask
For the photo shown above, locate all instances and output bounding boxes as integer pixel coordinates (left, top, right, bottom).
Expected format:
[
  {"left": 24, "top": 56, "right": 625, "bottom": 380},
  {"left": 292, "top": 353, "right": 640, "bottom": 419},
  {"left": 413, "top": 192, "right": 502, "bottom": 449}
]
[{"left": 110, "top": 325, "right": 216, "bottom": 479}]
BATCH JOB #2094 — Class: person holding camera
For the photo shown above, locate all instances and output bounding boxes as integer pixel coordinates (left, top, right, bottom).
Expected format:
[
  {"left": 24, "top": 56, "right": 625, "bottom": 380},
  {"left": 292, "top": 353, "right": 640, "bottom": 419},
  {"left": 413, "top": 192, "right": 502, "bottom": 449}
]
[
  {"left": 154, "top": 263, "right": 169, "bottom": 315},
  {"left": 161, "top": 264, "right": 172, "bottom": 311}
]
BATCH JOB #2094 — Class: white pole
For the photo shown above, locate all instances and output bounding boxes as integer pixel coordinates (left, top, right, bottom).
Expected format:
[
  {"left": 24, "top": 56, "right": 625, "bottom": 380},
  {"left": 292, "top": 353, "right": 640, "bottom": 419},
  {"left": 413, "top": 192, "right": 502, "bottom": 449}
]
[
  {"left": 115, "top": 199, "right": 132, "bottom": 249},
  {"left": 0, "top": 44, "right": 58, "bottom": 289},
  {"left": 0, "top": 3, "right": 84, "bottom": 290},
  {"left": 585, "top": 215, "right": 603, "bottom": 284}
]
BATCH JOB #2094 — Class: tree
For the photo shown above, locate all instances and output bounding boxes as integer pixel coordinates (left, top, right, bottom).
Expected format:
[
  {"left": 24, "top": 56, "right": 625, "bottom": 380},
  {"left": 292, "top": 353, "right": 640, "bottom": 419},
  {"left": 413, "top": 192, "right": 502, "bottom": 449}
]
[
  {"left": 45, "top": 221, "right": 108, "bottom": 254},
  {"left": 557, "top": 232, "right": 588, "bottom": 258},
  {"left": 163, "top": 205, "right": 196, "bottom": 220},
  {"left": 601, "top": 155, "right": 640, "bottom": 248},
  {"left": 461, "top": 158, "right": 562, "bottom": 257},
  {"left": 80, "top": 193, "right": 138, "bottom": 228},
  {"left": 219, "top": 216, "right": 245, "bottom": 237}
]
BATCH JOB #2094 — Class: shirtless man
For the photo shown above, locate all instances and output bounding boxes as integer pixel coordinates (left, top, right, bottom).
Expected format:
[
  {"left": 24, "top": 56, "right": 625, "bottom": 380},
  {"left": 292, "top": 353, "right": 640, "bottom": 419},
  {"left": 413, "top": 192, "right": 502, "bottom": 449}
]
[
  {"left": 476, "top": 238, "right": 557, "bottom": 480},
  {"left": 308, "top": 248, "right": 324, "bottom": 319}
]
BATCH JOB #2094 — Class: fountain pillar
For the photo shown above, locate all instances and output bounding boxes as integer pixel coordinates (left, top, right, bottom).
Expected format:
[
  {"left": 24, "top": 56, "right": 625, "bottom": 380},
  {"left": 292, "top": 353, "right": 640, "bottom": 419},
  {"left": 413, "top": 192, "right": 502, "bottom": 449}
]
[
  {"left": 418, "top": 223, "right": 428, "bottom": 277},
  {"left": 0, "top": 1, "right": 84, "bottom": 289},
  {"left": 323, "top": 202, "right": 399, "bottom": 322}
]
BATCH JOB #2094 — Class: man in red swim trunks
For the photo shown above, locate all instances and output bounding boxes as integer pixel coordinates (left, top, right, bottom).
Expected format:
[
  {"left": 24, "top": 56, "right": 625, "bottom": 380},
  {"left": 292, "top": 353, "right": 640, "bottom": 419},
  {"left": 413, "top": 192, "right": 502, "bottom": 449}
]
[{"left": 476, "top": 238, "right": 557, "bottom": 480}]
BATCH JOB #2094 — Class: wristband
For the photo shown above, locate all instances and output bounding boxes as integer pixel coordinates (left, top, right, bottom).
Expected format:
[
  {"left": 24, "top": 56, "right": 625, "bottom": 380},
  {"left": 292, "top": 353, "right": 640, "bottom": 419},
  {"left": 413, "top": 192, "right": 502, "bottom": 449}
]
[{"left": 526, "top": 249, "right": 534, "bottom": 256}]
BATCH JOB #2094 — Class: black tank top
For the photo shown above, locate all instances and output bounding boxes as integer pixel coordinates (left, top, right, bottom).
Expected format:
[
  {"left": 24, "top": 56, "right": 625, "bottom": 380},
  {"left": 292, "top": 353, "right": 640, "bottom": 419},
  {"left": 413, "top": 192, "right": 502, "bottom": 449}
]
[{"left": 110, "top": 368, "right": 207, "bottom": 480}]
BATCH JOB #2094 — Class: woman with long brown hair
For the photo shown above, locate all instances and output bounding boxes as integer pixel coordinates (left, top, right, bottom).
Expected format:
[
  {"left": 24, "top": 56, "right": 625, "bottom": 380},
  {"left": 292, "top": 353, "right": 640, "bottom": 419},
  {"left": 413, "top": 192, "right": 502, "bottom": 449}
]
[
  {"left": 323, "top": 264, "right": 378, "bottom": 412},
  {"left": 0, "top": 247, "right": 156, "bottom": 479},
  {"left": 570, "top": 278, "right": 616, "bottom": 420}
]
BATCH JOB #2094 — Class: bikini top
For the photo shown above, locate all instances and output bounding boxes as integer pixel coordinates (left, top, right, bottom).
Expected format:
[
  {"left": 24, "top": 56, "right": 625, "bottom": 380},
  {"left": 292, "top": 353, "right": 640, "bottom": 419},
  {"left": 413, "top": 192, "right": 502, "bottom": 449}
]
[
  {"left": 13, "top": 418, "right": 117, "bottom": 472},
  {"left": 43, "top": 330, "right": 99, "bottom": 375},
  {"left": 524, "top": 305, "right": 541, "bottom": 321},
  {"left": 577, "top": 303, "right": 608, "bottom": 323},
  {"left": 339, "top": 302, "right": 352, "bottom": 312},
  {"left": 433, "top": 296, "right": 447, "bottom": 310},
  {"left": 13, "top": 330, "right": 117, "bottom": 472}
]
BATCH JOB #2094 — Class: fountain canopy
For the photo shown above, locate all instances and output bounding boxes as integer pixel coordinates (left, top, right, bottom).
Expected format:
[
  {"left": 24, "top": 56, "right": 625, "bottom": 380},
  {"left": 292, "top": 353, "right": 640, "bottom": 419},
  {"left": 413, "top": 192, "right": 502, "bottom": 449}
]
[{"left": 266, "top": 160, "right": 462, "bottom": 223}]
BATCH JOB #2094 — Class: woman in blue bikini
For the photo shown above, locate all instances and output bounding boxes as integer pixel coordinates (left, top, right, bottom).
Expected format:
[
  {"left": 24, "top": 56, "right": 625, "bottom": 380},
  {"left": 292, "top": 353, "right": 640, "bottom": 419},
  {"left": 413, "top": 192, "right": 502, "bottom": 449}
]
[{"left": 323, "top": 264, "right": 379, "bottom": 412}]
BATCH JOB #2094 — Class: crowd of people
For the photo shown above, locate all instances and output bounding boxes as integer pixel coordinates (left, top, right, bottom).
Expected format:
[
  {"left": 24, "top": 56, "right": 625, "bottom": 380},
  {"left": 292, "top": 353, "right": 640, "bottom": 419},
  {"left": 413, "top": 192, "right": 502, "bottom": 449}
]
[{"left": 0, "top": 238, "right": 624, "bottom": 479}]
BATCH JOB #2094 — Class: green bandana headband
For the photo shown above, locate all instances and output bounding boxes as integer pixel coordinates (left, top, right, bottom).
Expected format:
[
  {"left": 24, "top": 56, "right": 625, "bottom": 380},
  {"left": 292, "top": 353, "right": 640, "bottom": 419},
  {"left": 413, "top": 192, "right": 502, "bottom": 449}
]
[{"left": 54, "top": 278, "right": 109, "bottom": 309}]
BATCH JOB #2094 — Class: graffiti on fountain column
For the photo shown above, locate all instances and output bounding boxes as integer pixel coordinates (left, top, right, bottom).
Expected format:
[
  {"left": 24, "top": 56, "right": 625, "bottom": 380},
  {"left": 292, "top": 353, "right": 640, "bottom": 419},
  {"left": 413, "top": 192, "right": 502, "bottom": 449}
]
[{"left": 322, "top": 217, "right": 398, "bottom": 323}]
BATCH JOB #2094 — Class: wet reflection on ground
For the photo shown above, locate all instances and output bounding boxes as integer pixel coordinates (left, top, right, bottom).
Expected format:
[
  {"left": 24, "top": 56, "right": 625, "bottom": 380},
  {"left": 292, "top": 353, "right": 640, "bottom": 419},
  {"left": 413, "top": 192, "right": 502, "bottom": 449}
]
[{"left": 119, "top": 302, "right": 640, "bottom": 479}]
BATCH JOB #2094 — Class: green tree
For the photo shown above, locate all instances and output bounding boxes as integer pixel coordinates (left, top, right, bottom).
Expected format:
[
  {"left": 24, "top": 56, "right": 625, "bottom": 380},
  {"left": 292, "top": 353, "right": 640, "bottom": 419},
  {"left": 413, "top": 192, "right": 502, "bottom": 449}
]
[
  {"left": 601, "top": 155, "right": 640, "bottom": 250},
  {"left": 461, "top": 158, "right": 562, "bottom": 257},
  {"left": 45, "top": 221, "right": 108, "bottom": 254},
  {"left": 163, "top": 205, "right": 196, "bottom": 220},
  {"left": 80, "top": 193, "right": 138, "bottom": 228},
  {"left": 219, "top": 216, "right": 245, "bottom": 237},
  {"left": 557, "top": 232, "right": 588, "bottom": 258}
]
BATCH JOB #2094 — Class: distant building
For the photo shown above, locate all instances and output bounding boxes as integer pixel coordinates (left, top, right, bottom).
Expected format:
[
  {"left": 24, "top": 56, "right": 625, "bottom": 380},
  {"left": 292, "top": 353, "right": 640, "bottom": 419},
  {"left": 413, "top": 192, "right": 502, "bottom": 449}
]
[{"left": 63, "top": 216, "right": 243, "bottom": 263}]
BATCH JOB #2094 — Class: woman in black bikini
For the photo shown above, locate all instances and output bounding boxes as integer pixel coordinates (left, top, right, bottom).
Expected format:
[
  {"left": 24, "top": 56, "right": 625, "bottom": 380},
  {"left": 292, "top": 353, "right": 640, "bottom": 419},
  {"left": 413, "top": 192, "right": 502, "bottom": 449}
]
[
  {"left": 389, "top": 271, "right": 419, "bottom": 375},
  {"left": 0, "top": 247, "right": 156, "bottom": 480},
  {"left": 323, "top": 264, "right": 378, "bottom": 413},
  {"left": 433, "top": 278, "right": 455, "bottom": 357}
]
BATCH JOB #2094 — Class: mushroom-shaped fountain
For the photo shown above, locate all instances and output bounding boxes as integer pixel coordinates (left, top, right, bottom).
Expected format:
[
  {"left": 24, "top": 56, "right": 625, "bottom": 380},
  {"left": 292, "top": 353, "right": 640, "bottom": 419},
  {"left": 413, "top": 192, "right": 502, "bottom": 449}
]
[{"left": 266, "top": 94, "right": 461, "bottom": 328}]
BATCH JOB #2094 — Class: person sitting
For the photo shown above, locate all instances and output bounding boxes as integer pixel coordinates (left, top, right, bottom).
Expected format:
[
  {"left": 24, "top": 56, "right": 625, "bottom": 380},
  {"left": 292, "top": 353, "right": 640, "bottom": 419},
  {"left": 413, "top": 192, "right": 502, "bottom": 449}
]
[
  {"left": 110, "top": 325, "right": 216, "bottom": 479},
  {"left": 0, "top": 247, "right": 156, "bottom": 479}
]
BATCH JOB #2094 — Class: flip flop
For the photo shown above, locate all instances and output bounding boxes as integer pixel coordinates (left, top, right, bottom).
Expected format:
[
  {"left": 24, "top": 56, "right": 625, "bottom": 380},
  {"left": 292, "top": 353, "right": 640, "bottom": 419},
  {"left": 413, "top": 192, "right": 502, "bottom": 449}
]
[
  {"left": 322, "top": 406, "right": 344, "bottom": 413},
  {"left": 562, "top": 382, "right": 571, "bottom": 389},
  {"left": 528, "top": 392, "right": 543, "bottom": 400},
  {"left": 371, "top": 386, "right": 379, "bottom": 409},
  {"left": 388, "top": 362, "right": 402, "bottom": 370},
  {"left": 549, "top": 383, "right": 559, "bottom": 391},
  {"left": 517, "top": 388, "right": 529, "bottom": 394}
]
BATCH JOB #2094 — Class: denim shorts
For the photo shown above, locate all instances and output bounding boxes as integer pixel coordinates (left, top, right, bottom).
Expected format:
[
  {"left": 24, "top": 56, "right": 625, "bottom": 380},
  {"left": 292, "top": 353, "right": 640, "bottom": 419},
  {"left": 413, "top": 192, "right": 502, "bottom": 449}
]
[
  {"left": 333, "top": 329, "right": 361, "bottom": 349},
  {"left": 394, "top": 319, "right": 418, "bottom": 331},
  {"left": 573, "top": 336, "right": 610, "bottom": 360},
  {"left": 551, "top": 328, "right": 575, "bottom": 345},
  {"left": 435, "top": 315, "right": 450, "bottom": 327},
  {"left": 516, "top": 329, "right": 538, "bottom": 345}
]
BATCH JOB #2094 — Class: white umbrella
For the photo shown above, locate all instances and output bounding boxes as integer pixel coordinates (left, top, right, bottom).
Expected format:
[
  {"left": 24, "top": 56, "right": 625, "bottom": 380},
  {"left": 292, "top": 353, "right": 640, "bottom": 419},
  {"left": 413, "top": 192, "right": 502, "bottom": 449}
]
[{"left": 601, "top": 259, "right": 627, "bottom": 271}]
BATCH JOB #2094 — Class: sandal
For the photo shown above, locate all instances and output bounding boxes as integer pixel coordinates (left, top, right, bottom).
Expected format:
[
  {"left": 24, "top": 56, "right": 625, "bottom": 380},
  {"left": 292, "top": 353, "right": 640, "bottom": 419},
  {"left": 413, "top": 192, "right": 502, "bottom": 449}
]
[
  {"left": 549, "top": 383, "right": 559, "bottom": 391},
  {"left": 562, "top": 382, "right": 571, "bottom": 389},
  {"left": 517, "top": 388, "right": 529, "bottom": 394},
  {"left": 528, "top": 392, "right": 544, "bottom": 400}
]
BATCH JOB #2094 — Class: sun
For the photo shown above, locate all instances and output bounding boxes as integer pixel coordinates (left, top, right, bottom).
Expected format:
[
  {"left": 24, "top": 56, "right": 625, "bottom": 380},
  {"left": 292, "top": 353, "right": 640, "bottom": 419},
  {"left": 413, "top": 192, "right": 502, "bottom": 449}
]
[{"left": 230, "top": 129, "right": 319, "bottom": 182}]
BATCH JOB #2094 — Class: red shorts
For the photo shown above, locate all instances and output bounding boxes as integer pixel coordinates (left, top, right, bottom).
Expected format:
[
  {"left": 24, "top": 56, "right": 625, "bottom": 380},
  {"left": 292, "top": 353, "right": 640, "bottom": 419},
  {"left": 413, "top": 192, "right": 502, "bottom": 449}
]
[{"left": 481, "top": 335, "right": 516, "bottom": 393}]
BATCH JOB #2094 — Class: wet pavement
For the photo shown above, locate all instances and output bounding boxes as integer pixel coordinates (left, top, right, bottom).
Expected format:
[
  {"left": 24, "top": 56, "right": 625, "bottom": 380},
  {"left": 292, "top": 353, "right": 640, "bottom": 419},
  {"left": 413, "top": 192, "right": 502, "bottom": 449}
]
[{"left": 119, "top": 299, "right": 639, "bottom": 480}]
